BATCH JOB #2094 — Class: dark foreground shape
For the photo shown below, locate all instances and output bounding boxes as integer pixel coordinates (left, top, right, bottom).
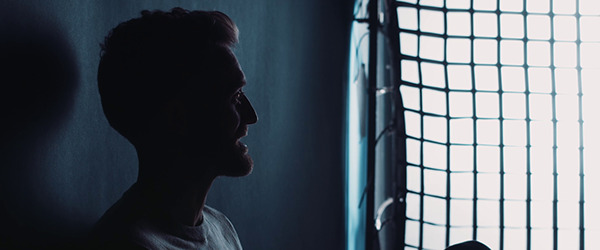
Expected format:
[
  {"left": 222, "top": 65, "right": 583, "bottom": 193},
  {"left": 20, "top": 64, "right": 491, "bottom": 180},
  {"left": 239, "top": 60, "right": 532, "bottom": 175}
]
[{"left": 446, "top": 240, "right": 491, "bottom": 250}]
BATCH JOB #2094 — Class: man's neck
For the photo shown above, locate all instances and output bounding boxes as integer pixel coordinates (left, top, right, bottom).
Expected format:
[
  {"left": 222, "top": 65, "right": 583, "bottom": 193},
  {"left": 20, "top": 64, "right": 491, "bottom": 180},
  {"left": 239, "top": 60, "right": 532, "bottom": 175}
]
[{"left": 136, "top": 149, "right": 217, "bottom": 227}]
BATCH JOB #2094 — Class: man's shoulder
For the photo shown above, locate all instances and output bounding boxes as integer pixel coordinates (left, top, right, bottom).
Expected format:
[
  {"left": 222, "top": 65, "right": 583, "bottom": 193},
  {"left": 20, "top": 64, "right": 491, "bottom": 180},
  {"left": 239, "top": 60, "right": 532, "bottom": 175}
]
[
  {"left": 92, "top": 187, "right": 143, "bottom": 232},
  {"left": 203, "top": 205, "right": 236, "bottom": 230},
  {"left": 88, "top": 212, "right": 146, "bottom": 249},
  {"left": 203, "top": 205, "right": 228, "bottom": 220},
  {"left": 89, "top": 186, "right": 150, "bottom": 248},
  {"left": 203, "top": 205, "right": 242, "bottom": 249},
  {"left": 90, "top": 203, "right": 166, "bottom": 249}
]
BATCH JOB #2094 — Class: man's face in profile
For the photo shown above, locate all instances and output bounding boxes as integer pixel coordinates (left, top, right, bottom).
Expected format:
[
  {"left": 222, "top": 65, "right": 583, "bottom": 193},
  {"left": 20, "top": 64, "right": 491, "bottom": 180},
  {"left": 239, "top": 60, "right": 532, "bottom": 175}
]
[{"left": 185, "top": 48, "right": 258, "bottom": 177}]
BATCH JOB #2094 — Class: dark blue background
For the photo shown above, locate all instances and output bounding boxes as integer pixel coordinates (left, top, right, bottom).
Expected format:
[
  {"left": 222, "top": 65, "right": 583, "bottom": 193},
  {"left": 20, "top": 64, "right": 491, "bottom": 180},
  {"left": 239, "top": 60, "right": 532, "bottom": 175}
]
[{"left": 0, "top": 0, "right": 352, "bottom": 249}]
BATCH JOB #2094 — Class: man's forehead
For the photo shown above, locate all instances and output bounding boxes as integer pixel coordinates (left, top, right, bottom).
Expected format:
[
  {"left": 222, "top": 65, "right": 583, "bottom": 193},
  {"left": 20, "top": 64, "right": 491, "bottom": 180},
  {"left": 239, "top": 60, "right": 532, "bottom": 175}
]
[
  {"left": 231, "top": 71, "right": 246, "bottom": 89},
  {"left": 187, "top": 47, "right": 246, "bottom": 92},
  {"left": 218, "top": 51, "right": 246, "bottom": 90}
]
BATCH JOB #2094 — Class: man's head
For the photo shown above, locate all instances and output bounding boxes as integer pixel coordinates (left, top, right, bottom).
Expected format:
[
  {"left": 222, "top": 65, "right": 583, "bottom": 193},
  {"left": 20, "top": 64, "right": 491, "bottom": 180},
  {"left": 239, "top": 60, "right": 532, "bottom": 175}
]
[{"left": 98, "top": 8, "right": 257, "bottom": 177}]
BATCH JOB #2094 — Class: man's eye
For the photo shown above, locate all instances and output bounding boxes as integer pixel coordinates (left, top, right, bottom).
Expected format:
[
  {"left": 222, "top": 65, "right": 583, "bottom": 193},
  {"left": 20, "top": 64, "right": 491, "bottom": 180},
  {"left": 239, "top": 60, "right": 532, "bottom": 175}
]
[{"left": 234, "top": 91, "right": 243, "bottom": 104}]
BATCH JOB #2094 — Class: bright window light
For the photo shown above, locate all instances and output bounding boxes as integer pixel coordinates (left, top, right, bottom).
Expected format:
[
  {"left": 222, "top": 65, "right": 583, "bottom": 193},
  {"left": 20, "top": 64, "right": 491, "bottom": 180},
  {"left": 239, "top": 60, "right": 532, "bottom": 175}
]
[
  {"left": 580, "top": 17, "right": 600, "bottom": 41},
  {"left": 474, "top": 39, "right": 498, "bottom": 64},
  {"left": 553, "top": 16, "right": 577, "bottom": 41},
  {"left": 580, "top": 0, "right": 600, "bottom": 15},
  {"left": 527, "top": 41, "right": 551, "bottom": 66},
  {"left": 474, "top": 13, "right": 498, "bottom": 37},
  {"left": 500, "top": 14, "right": 524, "bottom": 38},
  {"left": 473, "top": 0, "right": 497, "bottom": 11},
  {"left": 527, "top": 15, "right": 551, "bottom": 39},
  {"left": 527, "top": 0, "right": 550, "bottom": 13},
  {"left": 420, "top": 9, "right": 444, "bottom": 34},
  {"left": 501, "top": 66, "right": 526, "bottom": 92},
  {"left": 447, "top": 12, "right": 471, "bottom": 36},
  {"left": 445, "top": 0, "right": 469, "bottom": 10},
  {"left": 553, "top": 0, "right": 576, "bottom": 14},
  {"left": 395, "top": 1, "right": 600, "bottom": 249},
  {"left": 448, "top": 65, "right": 472, "bottom": 90},
  {"left": 421, "top": 62, "right": 446, "bottom": 88}
]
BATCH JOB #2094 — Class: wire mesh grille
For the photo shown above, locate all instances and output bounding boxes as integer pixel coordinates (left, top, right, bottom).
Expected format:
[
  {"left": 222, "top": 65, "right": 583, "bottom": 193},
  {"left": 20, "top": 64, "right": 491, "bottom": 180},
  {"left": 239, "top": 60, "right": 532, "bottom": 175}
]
[{"left": 396, "top": 0, "right": 600, "bottom": 249}]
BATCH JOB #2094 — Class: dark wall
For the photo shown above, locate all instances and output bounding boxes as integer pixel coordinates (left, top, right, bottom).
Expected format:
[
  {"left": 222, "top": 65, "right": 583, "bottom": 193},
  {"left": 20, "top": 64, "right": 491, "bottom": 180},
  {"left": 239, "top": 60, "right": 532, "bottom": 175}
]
[{"left": 0, "top": 0, "right": 351, "bottom": 249}]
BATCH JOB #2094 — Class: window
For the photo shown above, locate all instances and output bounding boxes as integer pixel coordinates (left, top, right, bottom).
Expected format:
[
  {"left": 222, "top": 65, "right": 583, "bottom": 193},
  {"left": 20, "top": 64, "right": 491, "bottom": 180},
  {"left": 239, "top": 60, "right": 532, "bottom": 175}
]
[
  {"left": 397, "top": 0, "right": 600, "bottom": 249},
  {"left": 348, "top": 0, "right": 600, "bottom": 249}
]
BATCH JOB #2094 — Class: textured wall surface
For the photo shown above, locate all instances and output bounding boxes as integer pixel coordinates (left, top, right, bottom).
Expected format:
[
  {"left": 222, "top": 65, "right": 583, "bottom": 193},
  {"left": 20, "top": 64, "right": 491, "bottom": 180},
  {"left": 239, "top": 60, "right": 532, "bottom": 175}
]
[{"left": 0, "top": 0, "right": 351, "bottom": 249}]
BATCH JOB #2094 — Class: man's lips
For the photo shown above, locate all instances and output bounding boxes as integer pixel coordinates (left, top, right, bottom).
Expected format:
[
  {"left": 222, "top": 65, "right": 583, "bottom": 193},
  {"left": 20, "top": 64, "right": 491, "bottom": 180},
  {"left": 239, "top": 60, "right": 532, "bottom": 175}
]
[
  {"left": 234, "top": 127, "right": 249, "bottom": 153},
  {"left": 234, "top": 127, "right": 248, "bottom": 140},
  {"left": 236, "top": 140, "right": 248, "bottom": 153}
]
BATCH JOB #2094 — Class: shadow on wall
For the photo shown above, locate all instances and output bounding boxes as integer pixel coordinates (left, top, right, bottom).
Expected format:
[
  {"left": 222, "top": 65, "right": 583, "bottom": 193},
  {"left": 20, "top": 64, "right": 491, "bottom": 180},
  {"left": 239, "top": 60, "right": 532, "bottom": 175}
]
[{"left": 0, "top": 3, "right": 78, "bottom": 249}]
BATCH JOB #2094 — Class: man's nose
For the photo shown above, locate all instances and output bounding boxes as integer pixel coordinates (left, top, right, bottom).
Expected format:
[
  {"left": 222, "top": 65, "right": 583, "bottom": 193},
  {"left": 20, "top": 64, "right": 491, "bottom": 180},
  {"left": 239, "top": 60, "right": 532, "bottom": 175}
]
[{"left": 241, "top": 95, "right": 258, "bottom": 124}]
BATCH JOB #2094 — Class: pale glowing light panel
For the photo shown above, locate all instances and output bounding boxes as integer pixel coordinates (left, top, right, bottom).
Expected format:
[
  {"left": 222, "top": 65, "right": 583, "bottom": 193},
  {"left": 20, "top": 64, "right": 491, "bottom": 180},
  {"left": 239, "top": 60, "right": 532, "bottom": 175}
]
[{"left": 347, "top": 1, "right": 370, "bottom": 249}]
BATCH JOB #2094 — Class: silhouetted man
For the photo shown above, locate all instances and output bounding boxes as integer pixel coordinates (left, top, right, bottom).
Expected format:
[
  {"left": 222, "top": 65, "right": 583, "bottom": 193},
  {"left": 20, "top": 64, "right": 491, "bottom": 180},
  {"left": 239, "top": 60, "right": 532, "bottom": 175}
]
[{"left": 90, "top": 8, "right": 257, "bottom": 249}]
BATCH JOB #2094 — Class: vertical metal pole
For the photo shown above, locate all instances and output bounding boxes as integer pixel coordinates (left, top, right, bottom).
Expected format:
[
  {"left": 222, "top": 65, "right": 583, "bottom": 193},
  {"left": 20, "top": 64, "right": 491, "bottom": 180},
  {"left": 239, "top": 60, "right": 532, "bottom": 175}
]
[
  {"left": 469, "top": 1, "right": 479, "bottom": 240},
  {"left": 548, "top": 0, "right": 559, "bottom": 248},
  {"left": 442, "top": 1, "right": 452, "bottom": 247},
  {"left": 523, "top": 1, "right": 533, "bottom": 249},
  {"left": 574, "top": 1, "right": 585, "bottom": 249},
  {"left": 387, "top": 0, "right": 407, "bottom": 248},
  {"left": 495, "top": 2, "right": 505, "bottom": 248},
  {"left": 366, "top": 0, "right": 379, "bottom": 249}
]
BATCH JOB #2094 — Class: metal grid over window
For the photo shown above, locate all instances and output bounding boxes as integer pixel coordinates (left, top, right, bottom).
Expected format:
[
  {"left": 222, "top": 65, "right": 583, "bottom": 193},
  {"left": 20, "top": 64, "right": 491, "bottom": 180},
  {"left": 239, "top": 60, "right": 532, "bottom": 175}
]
[{"left": 396, "top": 0, "right": 600, "bottom": 249}]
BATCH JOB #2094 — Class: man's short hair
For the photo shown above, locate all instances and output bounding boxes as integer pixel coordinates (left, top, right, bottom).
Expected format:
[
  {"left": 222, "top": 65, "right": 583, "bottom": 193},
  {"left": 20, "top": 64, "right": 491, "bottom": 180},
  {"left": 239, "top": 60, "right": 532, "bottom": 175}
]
[{"left": 98, "top": 7, "right": 238, "bottom": 144}]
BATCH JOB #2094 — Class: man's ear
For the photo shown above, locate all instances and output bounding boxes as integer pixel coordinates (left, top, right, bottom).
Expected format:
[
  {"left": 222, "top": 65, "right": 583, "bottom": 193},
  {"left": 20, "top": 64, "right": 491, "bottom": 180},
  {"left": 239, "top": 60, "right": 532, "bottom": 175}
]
[{"left": 160, "top": 99, "right": 189, "bottom": 136}]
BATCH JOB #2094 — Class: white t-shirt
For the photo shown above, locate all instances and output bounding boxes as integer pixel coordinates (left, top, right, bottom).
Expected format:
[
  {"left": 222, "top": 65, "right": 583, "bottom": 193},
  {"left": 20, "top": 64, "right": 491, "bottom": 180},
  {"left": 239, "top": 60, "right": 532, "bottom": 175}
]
[
  {"left": 130, "top": 206, "right": 242, "bottom": 249},
  {"left": 91, "top": 184, "right": 242, "bottom": 249}
]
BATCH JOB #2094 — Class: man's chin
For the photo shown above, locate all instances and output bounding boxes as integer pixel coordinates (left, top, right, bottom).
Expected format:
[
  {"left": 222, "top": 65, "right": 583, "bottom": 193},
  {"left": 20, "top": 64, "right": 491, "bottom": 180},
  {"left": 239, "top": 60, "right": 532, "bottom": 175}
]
[
  {"left": 218, "top": 143, "right": 254, "bottom": 177},
  {"left": 221, "top": 155, "right": 253, "bottom": 177},
  {"left": 224, "top": 166, "right": 253, "bottom": 177}
]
